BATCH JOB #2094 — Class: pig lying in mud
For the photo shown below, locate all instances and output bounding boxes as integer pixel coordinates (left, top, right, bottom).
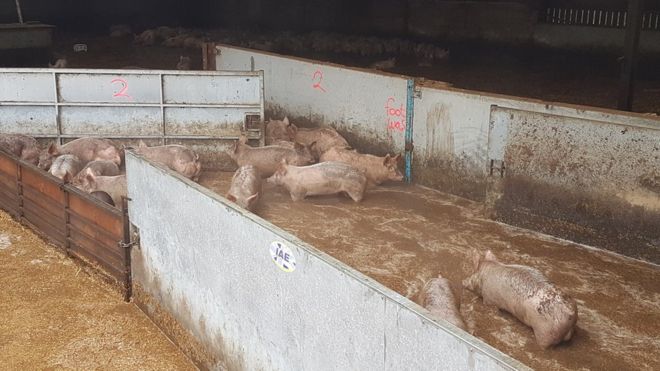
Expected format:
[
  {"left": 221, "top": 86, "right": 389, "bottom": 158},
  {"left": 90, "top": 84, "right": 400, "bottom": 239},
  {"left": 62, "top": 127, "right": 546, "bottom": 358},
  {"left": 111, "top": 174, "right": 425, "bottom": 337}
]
[
  {"left": 38, "top": 138, "right": 121, "bottom": 171},
  {"left": 49, "top": 155, "right": 83, "bottom": 182},
  {"left": 419, "top": 274, "right": 467, "bottom": 331},
  {"left": 79, "top": 173, "right": 127, "bottom": 208},
  {"left": 226, "top": 165, "right": 261, "bottom": 211},
  {"left": 230, "top": 135, "right": 315, "bottom": 177},
  {"left": 0, "top": 134, "right": 40, "bottom": 165},
  {"left": 463, "top": 249, "right": 578, "bottom": 349},
  {"left": 71, "top": 160, "right": 122, "bottom": 187},
  {"left": 134, "top": 140, "right": 202, "bottom": 181},
  {"left": 267, "top": 160, "right": 367, "bottom": 202},
  {"left": 320, "top": 147, "right": 403, "bottom": 186},
  {"left": 266, "top": 117, "right": 350, "bottom": 159}
]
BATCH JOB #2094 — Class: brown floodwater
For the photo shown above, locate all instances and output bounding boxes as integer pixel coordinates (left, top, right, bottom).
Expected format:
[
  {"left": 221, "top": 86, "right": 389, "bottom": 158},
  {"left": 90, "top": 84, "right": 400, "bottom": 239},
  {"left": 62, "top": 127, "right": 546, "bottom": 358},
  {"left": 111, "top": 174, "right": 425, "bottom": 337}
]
[{"left": 200, "top": 171, "right": 660, "bottom": 371}]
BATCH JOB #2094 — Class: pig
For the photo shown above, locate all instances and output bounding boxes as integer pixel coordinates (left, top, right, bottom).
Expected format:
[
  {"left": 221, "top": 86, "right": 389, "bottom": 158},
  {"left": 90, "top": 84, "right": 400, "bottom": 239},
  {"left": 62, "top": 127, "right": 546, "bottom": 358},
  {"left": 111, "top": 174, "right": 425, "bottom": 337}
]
[
  {"left": 226, "top": 165, "right": 261, "bottom": 211},
  {"left": 133, "top": 140, "right": 202, "bottom": 181},
  {"left": 71, "top": 160, "right": 121, "bottom": 187},
  {"left": 419, "top": 275, "right": 467, "bottom": 331},
  {"left": 49, "top": 154, "right": 83, "bottom": 182},
  {"left": 370, "top": 57, "right": 396, "bottom": 70},
  {"left": 38, "top": 137, "right": 121, "bottom": 171},
  {"left": 0, "top": 134, "right": 40, "bottom": 165},
  {"left": 266, "top": 117, "right": 350, "bottom": 158},
  {"left": 48, "top": 58, "right": 68, "bottom": 68},
  {"left": 90, "top": 191, "right": 115, "bottom": 207},
  {"left": 176, "top": 56, "right": 191, "bottom": 70},
  {"left": 230, "top": 135, "right": 315, "bottom": 178},
  {"left": 80, "top": 173, "right": 127, "bottom": 208},
  {"left": 134, "top": 29, "right": 156, "bottom": 46},
  {"left": 267, "top": 160, "right": 367, "bottom": 202},
  {"left": 320, "top": 147, "right": 403, "bottom": 186},
  {"left": 462, "top": 249, "right": 578, "bottom": 349}
]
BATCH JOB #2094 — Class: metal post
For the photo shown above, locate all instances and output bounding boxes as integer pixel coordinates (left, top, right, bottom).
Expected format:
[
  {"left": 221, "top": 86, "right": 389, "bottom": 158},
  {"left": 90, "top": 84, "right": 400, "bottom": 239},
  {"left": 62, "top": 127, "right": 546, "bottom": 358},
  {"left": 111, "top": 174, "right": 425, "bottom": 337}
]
[
  {"left": 14, "top": 0, "right": 24, "bottom": 24},
  {"left": 121, "top": 196, "right": 132, "bottom": 302},
  {"left": 404, "top": 79, "right": 415, "bottom": 183},
  {"left": 617, "top": 0, "right": 644, "bottom": 111}
]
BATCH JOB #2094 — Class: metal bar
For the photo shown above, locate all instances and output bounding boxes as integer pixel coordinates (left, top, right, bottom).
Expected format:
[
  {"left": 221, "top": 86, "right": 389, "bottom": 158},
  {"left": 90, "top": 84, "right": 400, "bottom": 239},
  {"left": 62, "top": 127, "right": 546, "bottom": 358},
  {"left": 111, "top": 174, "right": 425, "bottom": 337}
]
[
  {"left": 404, "top": 79, "right": 415, "bottom": 184},
  {"left": 159, "top": 73, "right": 166, "bottom": 145},
  {"left": 14, "top": 0, "right": 23, "bottom": 23},
  {"left": 121, "top": 197, "right": 132, "bottom": 302},
  {"left": 618, "top": 0, "right": 644, "bottom": 111},
  {"left": 259, "top": 71, "right": 266, "bottom": 146},
  {"left": 0, "top": 102, "right": 260, "bottom": 109},
  {"left": 17, "top": 134, "right": 260, "bottom": 140},
  {"left": 64, "top": 187, "right": 71, "bottom": 256},
  {"left": 53, "top": 72, "right": 62, "bottom": 145},
  {"left": 0, "top": 68, "right": 261, "bottom": 77}
]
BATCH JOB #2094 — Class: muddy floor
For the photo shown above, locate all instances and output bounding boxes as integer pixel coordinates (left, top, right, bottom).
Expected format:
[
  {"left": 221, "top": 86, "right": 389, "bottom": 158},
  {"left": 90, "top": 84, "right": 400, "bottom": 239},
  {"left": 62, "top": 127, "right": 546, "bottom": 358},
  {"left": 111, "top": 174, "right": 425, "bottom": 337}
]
[
  {"left": 200, "top": 171, "right": 660, "bottom": 371},
  {"left": 0, "top": 210, "right": 196, "bottom": 370}
]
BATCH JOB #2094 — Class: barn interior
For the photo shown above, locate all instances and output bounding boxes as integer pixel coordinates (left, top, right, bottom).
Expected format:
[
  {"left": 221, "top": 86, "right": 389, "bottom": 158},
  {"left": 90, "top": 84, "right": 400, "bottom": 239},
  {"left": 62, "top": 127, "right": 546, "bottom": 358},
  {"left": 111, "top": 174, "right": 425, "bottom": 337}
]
[{"left": 1, "top": 1, "right": 659, "bottom": 370}]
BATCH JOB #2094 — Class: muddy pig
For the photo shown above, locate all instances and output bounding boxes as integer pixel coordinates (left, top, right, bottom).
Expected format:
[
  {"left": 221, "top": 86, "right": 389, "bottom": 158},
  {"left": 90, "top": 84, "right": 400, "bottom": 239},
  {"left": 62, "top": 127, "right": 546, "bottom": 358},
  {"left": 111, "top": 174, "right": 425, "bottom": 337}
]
[
  {"left": 267, "top": 160, "right": 367, "bottom": 202},
  {"left": 462, "top": 249, "right": 578, "bottom": 349},
  {"left": 134, "top": 140, "right": 202, "bottom": 181},
  {"left": 49, "top": 154, "right": 84, "bottom": 182},
  {"left": 91, "top": 191, "right": 115, "bottom": 207},
  {"left": 266, "top": 117, "right": 350, "bottom": 158},
  {"left": 226, "top": 165, "right": 261, "bottom": 211},
  {"left": 71, "top": 160, "right": 122, "bottom": 187},
  {"left": 0, "top": 134, "right": 40, "bottom": 165},
  {"left": 419, "top": 275, "right": 467, "bottom": 331},
  {"left": 320, "top": 147, "right": 403, "bottom": 186},
  {"left": 80, "top": 174, "right": 127, "bottom": 208},
  {"left": 230, "top": 135, "right": 315, "bottom": 178},
  {"left": 39, "top": 137, "right": 121, "bottom": 171}
]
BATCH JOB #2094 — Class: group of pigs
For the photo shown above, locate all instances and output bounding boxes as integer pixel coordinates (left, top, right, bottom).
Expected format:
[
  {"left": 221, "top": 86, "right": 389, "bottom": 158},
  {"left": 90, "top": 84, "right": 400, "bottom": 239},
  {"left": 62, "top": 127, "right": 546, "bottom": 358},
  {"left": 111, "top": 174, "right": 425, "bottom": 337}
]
[
  {"left": 2, "top": 125, "right": 578, "bottom": 350},
  {"left": 224, "top": 117, "right": 404, "bottom": 210},
  {"left": 422, "top": 249, "right": 578, "bottom": 349},
  {"left": 0, "top": 134, "right": 202, "bottom": 208},
  {"left": 226, "top": 118, "right": 579, "bottom": 350}
]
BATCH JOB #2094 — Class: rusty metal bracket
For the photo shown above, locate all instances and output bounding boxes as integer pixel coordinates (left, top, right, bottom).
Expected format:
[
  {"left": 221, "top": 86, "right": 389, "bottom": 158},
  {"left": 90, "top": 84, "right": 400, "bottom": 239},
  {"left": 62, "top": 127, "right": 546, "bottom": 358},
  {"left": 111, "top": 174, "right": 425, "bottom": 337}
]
[{"left": 489, "top": 159, "right": 506, "bottom": 178}]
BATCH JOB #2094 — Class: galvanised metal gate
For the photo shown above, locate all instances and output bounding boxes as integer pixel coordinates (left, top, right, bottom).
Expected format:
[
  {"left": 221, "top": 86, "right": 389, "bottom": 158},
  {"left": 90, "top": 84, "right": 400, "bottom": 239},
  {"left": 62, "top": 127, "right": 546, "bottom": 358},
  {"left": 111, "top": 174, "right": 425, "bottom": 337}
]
[{"left": 0, "top": 68, "right": 265, "bottom": 146}]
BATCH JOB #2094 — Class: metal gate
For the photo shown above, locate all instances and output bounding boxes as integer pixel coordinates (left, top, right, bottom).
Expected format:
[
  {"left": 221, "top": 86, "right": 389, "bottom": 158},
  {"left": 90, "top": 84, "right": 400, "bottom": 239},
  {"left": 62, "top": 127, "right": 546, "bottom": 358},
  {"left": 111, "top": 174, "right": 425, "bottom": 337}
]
[{"left": 0, "top": 68, "right": 265, "bottom": 145}]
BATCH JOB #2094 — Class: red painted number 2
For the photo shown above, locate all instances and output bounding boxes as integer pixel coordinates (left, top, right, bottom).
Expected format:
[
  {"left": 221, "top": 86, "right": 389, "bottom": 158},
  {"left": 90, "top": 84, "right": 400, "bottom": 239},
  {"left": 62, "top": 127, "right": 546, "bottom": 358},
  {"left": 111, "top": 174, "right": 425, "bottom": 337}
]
[
  {"left": 111, "top": 78, "right": 133, "bottom": 100},
  {"left": 312, "top": 70, "right": 326, "bottom": 92}
]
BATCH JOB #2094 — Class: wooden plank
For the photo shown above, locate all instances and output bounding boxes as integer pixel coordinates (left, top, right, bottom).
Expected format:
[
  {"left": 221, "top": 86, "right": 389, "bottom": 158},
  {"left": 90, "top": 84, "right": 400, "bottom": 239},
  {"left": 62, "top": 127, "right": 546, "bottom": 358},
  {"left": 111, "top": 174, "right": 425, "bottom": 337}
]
[
  {"left": 68, "top": 191, "right": 123, "bottom": 238},
  {"left": 20, "top": 166, "right": 64, "bottom": 204},
  {"left": 22, "top": 185, "right": 65, "bottom": 220},
  {"left": 68, "top": 229, "right": 125, "bottom": 276},
  {"left": 68, "top": 214, "right": 124, "bottom": 260},
  {"left": 68, "top": 245, "right": 126, "bottom": 283}
]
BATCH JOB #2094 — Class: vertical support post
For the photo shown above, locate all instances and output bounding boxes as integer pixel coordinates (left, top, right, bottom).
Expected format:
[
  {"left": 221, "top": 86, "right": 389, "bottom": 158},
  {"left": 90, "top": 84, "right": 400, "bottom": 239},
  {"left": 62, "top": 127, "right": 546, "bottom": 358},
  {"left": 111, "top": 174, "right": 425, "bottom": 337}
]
[
  {"left": 202, "top": 43, "right": 217, "bottom": 71},
  {"left": 158, "top": 73, "right": 166, "bottom": 146},
  {"left": 618, "top": 0, "right": 644, "bottom": 111},
  {"left": 121, "top": 197, "right": 132, "bottom": 302},
  {"left": 53, "top": 72, "right": 63, "bottom": 145},
  {"left": 404, "top": 79, "right": 415, "bottom": 183},
  {"left": 14, "top": 0, "right": 23, "bottom": 24},
  {"left": 63, "top": 185, "right": 71, "bottom": 256},
  {"left": 16, "top": 161, "right": 24, "bottom": 220}
]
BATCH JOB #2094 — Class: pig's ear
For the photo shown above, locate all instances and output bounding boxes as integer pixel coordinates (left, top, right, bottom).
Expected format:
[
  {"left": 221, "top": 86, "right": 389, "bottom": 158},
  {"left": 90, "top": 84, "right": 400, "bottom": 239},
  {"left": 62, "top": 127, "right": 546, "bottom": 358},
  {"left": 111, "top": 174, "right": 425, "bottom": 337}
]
[
  {"left": 283, "top": 117, "right": 290, "bottom": 126},
  {"left": 383, "top": 154, "right": 391, "bottom": 165},
  {"left": 138, "top": 140, "right": 147, "bottom": 148},
  {"left": 85, "top": 173, "right": 96, "bottom": 187},
  {"left": 393, "top": 154, "right": 402, "bottom": 162},
  {"left": 308, "top": 141, "right": 317, "bottom": 151},
  {"left": 485, "top": 250, "right": 499, "bottom": 262},
  {"left": 62, "top": 172, "right": 72, "bottom": 183},
  {"left": 293, "top": 142, "right": 305, "bottom": 151},
  {"left": 280, "top": 158, "right": 288, "bottom": 166},
  {"left": 286, "top": 123, "right": 297, "bottom": 138},
  {"left": 247, "top": 193, "right": 259, "bottom": 207},
  {"left": 48, "top": 142, "right": 59, "bottom": 155},
  {"left": 226, "top": 194, "right": 237, "bottom": 202}
]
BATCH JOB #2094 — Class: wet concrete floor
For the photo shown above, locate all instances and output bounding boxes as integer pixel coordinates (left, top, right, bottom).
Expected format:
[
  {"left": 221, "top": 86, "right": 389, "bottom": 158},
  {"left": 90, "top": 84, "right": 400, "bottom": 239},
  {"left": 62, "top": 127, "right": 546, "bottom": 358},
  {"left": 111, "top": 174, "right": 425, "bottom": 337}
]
[{"left": 200, "top": 171, "right": 660, "bottom": 371}]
